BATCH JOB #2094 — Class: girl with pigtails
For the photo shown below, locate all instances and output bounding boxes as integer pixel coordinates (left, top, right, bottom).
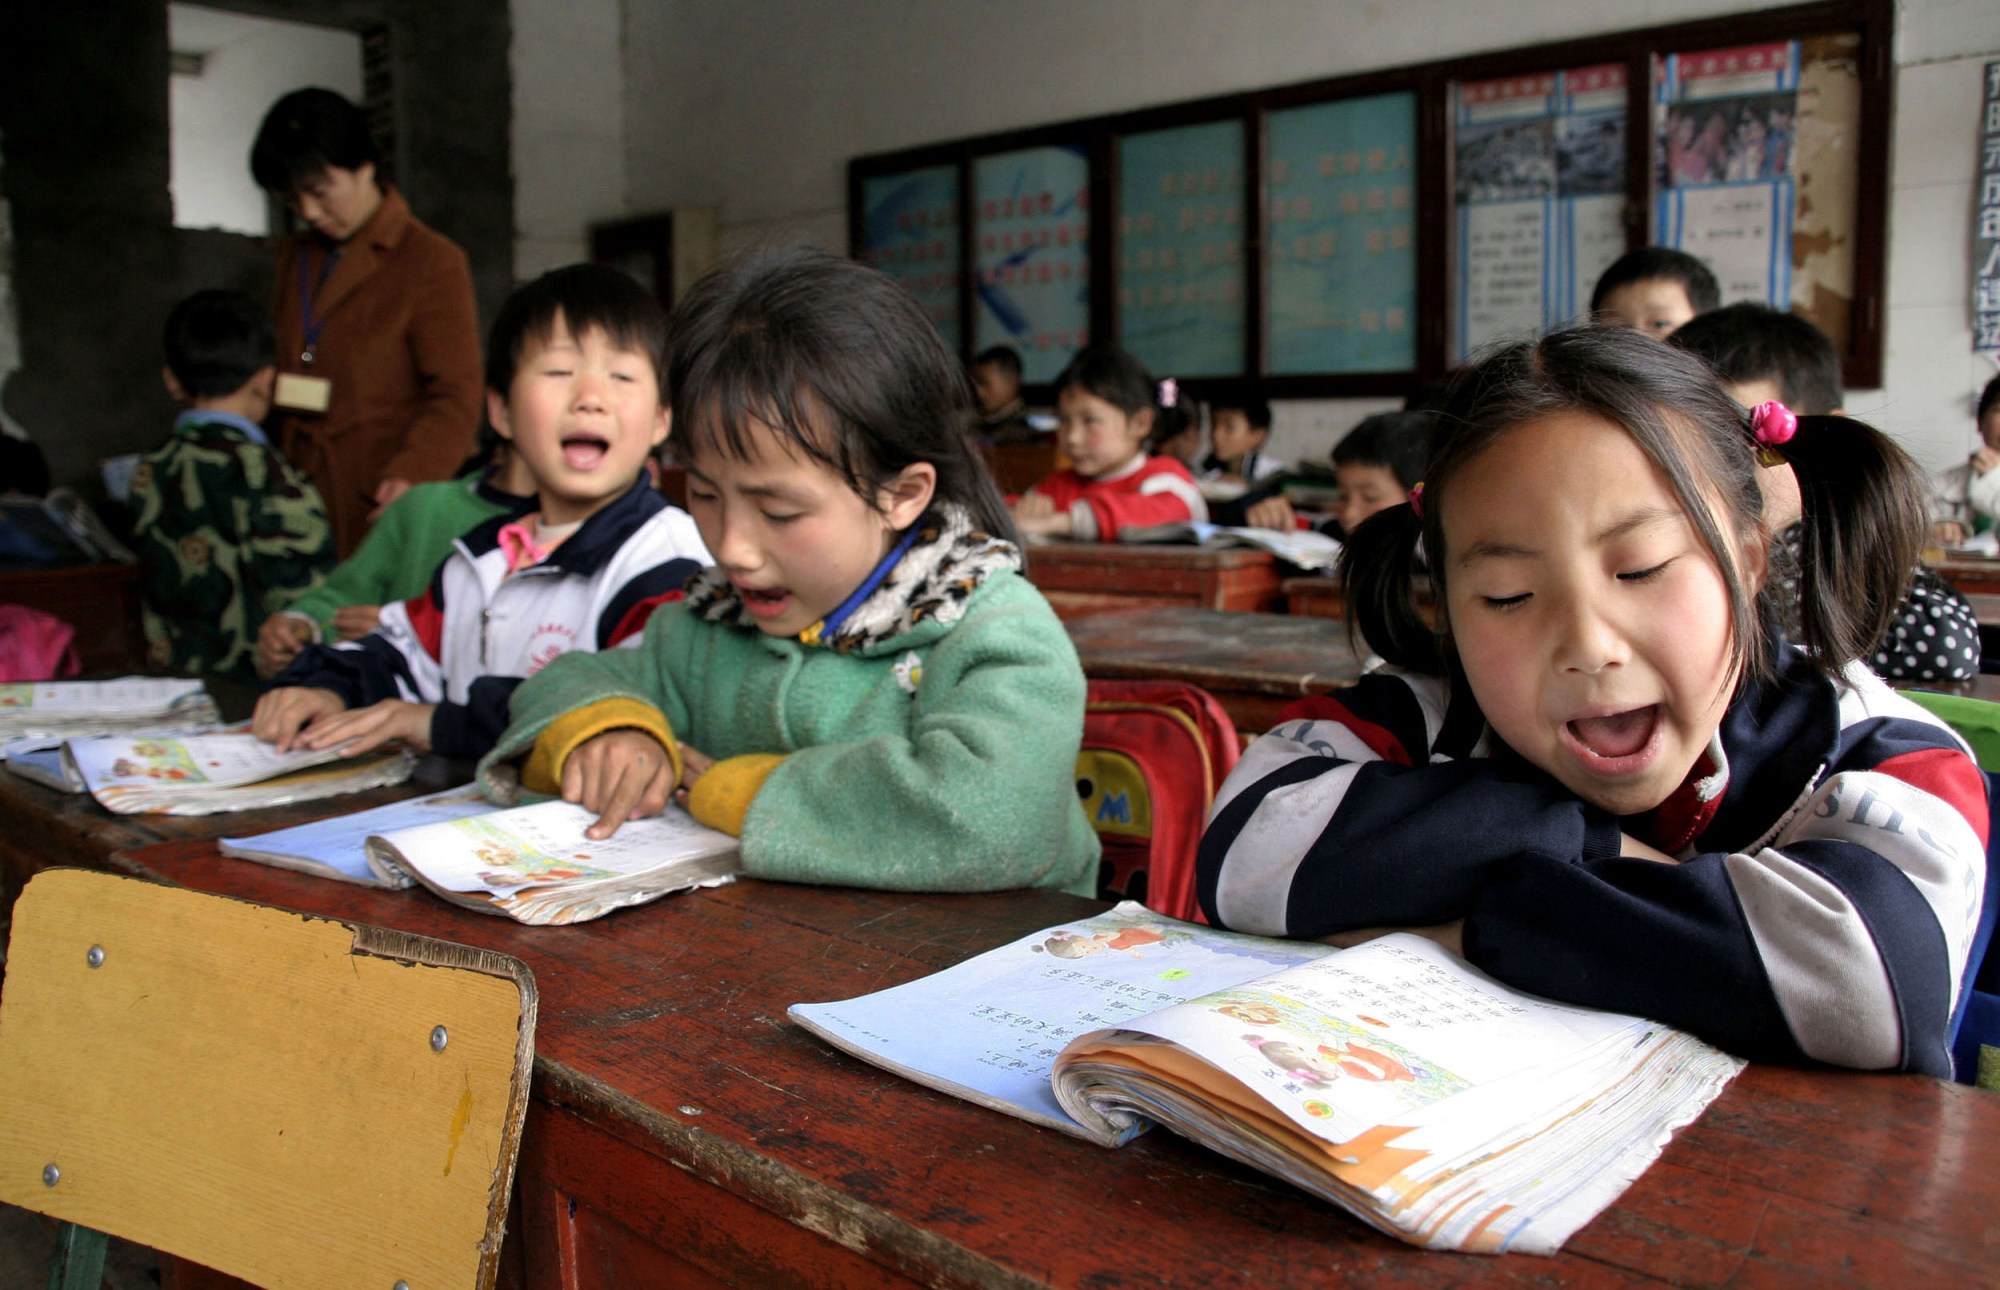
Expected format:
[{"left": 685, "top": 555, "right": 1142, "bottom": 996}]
[{"left": 1196, "top": 325, "right": 1987, "bottom": 1078}]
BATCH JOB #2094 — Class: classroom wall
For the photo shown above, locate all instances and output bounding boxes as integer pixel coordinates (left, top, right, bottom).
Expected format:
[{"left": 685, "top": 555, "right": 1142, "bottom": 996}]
[
  {"left": 618, "top": 0, "right": 2000, "bottom": 473},
  {"left": 0, "top": 1, "right": 513, "bottom": 498},
  {"left": 511, "top": 0, "right": 626, "bottom": 279}
]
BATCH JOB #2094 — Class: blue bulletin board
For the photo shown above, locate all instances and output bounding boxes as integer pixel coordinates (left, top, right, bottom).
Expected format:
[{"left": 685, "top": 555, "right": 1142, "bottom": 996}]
[
  {"left": 1264, "top": 92, "right": 1418, "bottom": 375},
  {"left": 858, "top": 165, "right": 961, "bottom": 350},
  {"left": 973, "top": 145, "right": 1091, "bottom": 384},
  {"left": 1117, "top": 120, "right": 1246, "bottom": 378}
]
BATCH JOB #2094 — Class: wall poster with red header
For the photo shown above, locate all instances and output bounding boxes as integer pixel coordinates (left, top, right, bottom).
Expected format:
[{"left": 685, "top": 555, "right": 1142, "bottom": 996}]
[{"left": 1451, "top": 64, "right": 1630, "bottom": 361}]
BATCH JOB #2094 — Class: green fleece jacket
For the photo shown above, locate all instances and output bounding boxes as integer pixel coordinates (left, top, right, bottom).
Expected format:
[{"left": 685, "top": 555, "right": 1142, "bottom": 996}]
[
  {"left": 480, "top": 558, "right": 1099, "bottom": 897},
  {"left": 282, "top": 473, "right": 530, "bottom": 633}
]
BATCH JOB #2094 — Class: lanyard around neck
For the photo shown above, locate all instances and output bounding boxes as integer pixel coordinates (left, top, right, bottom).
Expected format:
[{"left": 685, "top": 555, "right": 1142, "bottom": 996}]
[{"left": 298, "top": 246, "right": 341, "bottom": 365}]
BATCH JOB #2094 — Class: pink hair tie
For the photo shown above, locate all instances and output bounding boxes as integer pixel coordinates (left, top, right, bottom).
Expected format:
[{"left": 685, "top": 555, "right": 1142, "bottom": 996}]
[
  {"left": 1750, "top": 400, "right": 1796, "bottom": 467},
  {"left": 1407, "top": 481, "right": 1424, "bottom": 519},
  {"left": 1158, "top": 377, "right": 1179, "bottom": 409}
]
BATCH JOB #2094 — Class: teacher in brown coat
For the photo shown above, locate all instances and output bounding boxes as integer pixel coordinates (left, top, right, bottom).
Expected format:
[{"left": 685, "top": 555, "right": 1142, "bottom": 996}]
[{"left": 251, "top": 88, "right": 483, "bottom": 557}]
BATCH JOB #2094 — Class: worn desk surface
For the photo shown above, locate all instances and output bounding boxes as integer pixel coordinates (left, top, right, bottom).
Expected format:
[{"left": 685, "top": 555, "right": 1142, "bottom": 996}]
[
  {"left": 1930, "top": 556, "right": 2000, "bottom": 597},
  {"left": 59, "top": 837, "right": 2000, "bottom": 1287},
  {"left": 1024, "top": 542, "right": 1286, "bottom": 618},
  {"left": 1064, "top": 606, "right": 1363, "bottom": 732},
  {"left": 4, "top": 739, "right": 1999, "bottom": 1286}
]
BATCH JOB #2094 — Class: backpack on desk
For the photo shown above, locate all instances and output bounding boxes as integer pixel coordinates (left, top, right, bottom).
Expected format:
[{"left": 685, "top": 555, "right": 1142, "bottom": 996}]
[{"left": 1077, "top": 679, "right": 1238, "bottom": 922}]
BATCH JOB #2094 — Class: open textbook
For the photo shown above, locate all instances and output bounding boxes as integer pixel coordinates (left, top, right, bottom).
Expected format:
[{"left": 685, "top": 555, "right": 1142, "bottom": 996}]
[
  {"left": 65, "top": 731, "right": 415, "bottom": 814},
  {"left": 220, "top": 784, "right": 518, "bottom": 887},
  {"left": 364, "top": 798, "right": 740, "bottom": 925},
  {"left": 790, "top": 903, "right": 1743, "bottom": 1256},
  {"left": 1117, "top": 521, "right": 1342, "bottom": 570},
  {"left": 0, "top": 677, "right": 218, "bottom": 740}
]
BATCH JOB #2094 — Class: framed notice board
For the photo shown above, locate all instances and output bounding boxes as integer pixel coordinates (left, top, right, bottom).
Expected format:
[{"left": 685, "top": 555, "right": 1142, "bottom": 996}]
[{"left": 850, "top": 0, "right": 1890, "bottom": 395}]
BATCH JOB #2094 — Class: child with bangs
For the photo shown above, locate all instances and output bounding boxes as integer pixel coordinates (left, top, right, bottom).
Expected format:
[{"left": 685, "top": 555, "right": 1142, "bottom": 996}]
[
  {"left": 1198, "top": 325, "right": 1987, "bottom": 1078},
  {"left": 477, "top": 246, "right": 1099, "bottom": 895},
  {"left": 253, "top": 263, "right": 709, "bottom": 761}
]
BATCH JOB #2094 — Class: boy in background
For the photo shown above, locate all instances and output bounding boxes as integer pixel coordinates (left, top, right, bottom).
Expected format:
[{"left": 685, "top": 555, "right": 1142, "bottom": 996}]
[
  {"left": 1671, "top": 302, "right": 1981, "bottom": 682},
  {"left": 1591, "top": 246, "right": 1719, "bottom": 338},
  {"left": 1202, "top": 390, "right": 1285, "bottom": 488},
  {"left": 1930, "top": 374, "right": 2000, "bottom": 548},
  {"left": 969, "top": 344, "right": 1038, "bottom": 444},
  {"left": 254, "top": 264, "right": 711, "bottom": 761},
  {"left": 254, "top": 428, "right": 535, "bottom": 676},
  {"left": 1234, "top": 410, "right": 1428, "bottom": 536},
  {"left": 131, "top": 290, "right": 334, "bottom": 681}
]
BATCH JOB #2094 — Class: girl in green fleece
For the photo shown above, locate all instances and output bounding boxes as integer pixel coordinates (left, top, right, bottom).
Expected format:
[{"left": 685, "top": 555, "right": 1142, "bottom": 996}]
[{"left": 478, "top": 247, "right": 1100, "bottom": 895}]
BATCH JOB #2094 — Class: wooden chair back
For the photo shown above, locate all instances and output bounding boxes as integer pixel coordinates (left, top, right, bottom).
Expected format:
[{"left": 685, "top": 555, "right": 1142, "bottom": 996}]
[{"left": 0, "top": 868, "right": 537, "bottom": 1290}]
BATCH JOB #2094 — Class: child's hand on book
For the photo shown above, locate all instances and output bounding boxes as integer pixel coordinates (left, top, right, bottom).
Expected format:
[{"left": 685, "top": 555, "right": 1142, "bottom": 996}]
[
  {"left": 565, "top": 729, "right": 677, "bottom": 840},
  {"left": 251, "top": 687, "right": 347, "bottom": 751},
  {"left": 290, "top": 698, "right": 436, "bottom": 756}
]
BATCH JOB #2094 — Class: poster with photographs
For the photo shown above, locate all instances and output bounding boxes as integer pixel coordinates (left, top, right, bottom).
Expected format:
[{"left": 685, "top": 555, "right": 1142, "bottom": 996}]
[
  {"left": 1264, "top": 92, "right": 1418, "bottom": 375},
  {"left": 1117, "top": 120, "right": 1246, "bottom": 378},
  {"left": 1654, "top": 42, "right": 1800, "bottom": 314},
  {"left": 1974, "top": 60, "right": 2000, "bottom": 362},
  {"left": 1452, "top": 65, "right": 1630, "bottom": 361},
  {"left": 858, "top": 164, "right": 961, "bottom": 350},
  {"left": 973, "top": 145, "right": 1091, "bottom": 384}
]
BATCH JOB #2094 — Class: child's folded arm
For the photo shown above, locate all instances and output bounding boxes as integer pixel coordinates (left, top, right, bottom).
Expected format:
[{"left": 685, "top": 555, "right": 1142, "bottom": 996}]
[
  {"left": 518, "top": 696, "right": 680, "bottom": 793},
  {"left": 727, "top": 590, "right": 1099, "bottom": 894},
  {"left": 1086, "top": 474, "right": 1207, "bottom": 539},
  {"left": 1462, "top": 755, "right": 1988, "bottom": 1078},
  {"left": 1196, "top": 674, "right": 1623, "bottom": 938}
]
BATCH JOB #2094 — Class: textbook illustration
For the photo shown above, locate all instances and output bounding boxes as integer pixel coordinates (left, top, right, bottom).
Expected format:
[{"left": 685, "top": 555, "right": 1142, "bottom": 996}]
[
  {"left": 64, "top": 730, "right": 414, "bottom": 814},
  {"left": 220, "top": 784, "right": 519, "bottom": 887},
  {"left": 364, "top": 798, "right": 740, "bottom": 925},
  {"left": 790, "top": 903, "right": 1743, "bottom": 1255},
  {"left": 1115, "top": 521, "right": 1342, "bottom": 570},
  {"left": 0, "top": 677, "right": 219, "bottom": 741}
]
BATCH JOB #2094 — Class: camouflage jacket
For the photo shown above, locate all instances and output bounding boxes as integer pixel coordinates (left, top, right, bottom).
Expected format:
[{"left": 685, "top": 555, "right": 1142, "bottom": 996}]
[{"left": 131, "top": 411, "right": 335, "bottom": 681}]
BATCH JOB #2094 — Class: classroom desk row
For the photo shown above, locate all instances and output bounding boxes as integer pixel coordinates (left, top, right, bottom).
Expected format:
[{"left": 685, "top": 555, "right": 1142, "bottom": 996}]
[{"left": 4, "top": 761, "right": 1999, "bottom": 1287}]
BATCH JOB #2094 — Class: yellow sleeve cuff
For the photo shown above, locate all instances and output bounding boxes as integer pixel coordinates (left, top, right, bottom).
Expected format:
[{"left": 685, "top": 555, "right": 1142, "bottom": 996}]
[
  {"left": 521, "top": 697, "right": 680, "bottom": 794},
  {"left": 687, "top": 753, "right": 786, "bottom": 838}
]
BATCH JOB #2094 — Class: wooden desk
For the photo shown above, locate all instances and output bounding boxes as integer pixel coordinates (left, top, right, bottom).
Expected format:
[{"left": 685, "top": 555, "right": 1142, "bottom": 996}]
[
  {"left": 1025, "top": 543, "right": 1284, "bottom": 619},
  {"left": 1283, "top": 573, "right": 1343, "bottom": 619},
  {"left": 1065, "top": 606, "right": 1363, "bottom": 731},
  {"left": 0, "top": 563, "right": 145, "bottom": 672},
  {"left": 1928, "top": 556, "right": 2000, "bottom": 596},
  {"left": 81, "top": 839, "right": 2000, "bottom": 1287}
]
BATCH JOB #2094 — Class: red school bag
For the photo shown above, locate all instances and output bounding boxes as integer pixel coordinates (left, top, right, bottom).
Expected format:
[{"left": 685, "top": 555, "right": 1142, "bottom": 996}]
[
  {"left": 1076, "top": 679, "right": 1239, "bottom": 923},
  {"left": 0, "top": 604, "right": 81, "bottom": 682}
]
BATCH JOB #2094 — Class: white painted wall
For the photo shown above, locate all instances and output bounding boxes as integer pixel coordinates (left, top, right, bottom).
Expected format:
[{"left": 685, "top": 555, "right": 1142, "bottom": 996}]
[
  {"left": 510, "top": 0, "right": 628, "bottom": 279},
  {"left": 166, "top": 4, "right": 362, "bottom": 236},
  {"left": 613, "top": 0, "right": 2000, "bottom": 470}
]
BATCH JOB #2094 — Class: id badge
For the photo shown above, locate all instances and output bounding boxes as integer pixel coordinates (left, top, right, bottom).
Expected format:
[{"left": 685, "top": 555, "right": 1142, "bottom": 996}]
[{"left": 274, "top": 373, "right": 333, "bottom": 413}]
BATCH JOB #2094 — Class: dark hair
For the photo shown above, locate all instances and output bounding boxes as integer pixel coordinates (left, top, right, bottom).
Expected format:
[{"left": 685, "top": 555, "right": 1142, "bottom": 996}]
[
  {"left": 1210, "top": 386, "right": 1272, "bottom": 432},
  {"left": 972, "top": 345, "right": 1023, "bottom": 381},
  {"left": 1054, "top": 344, "right": 1156, "bottom": 417},
  {"left": 1589, "top": 247, "right": 1721, "bottom": 316},
  {"left": 1979, "top": 374, "right": 2000, "bottom": 424},
  {"left": 249, "top": 88, "right": 382, "bottom": 194},
  {"left": 163, "top": 289, "right": 274, "bottom": 400},
  {"left": 1149, "top": 400, "right": 1199, "bottom": 455},
  {"left": 1331, "top": 411, "right": 1431, "bottom": 489},
  {"left": 1341, "top": 325, "right": 1925, "bottom": 683},
  {"left": 485, "top": 264, "right": 669, "bottom": 399},
  {"left": 668, "top": 245, "right": 1017, "bottom": 541},
  {"left": 1668, "top": 303, "right": 1843, "bottom": 416}
]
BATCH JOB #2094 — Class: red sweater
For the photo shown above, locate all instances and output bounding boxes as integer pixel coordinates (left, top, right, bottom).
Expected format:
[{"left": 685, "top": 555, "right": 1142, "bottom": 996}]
[{"left": 1026, "top": 454, "right": 1206, "bottom": 540}]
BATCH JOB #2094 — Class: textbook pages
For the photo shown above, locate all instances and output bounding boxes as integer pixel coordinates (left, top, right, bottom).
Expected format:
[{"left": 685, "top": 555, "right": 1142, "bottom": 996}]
[
  {"left": 791, "top": 903, "right": 1743, "bottom": 1256},
  {"left": 0, "top": 677, "right": 218, "bottom": 740},
  {"left": 1117, "top": 521, "right": 1342, "bottom": 570},
  {"left": 220, "top": 784, "right": 516, "bottom": 887},
  {"left": 66, "top": 731, "right": 415, "bottom": 814},
  {"left": 364, "top": 798, "right": 740, "bottom": 926}
]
